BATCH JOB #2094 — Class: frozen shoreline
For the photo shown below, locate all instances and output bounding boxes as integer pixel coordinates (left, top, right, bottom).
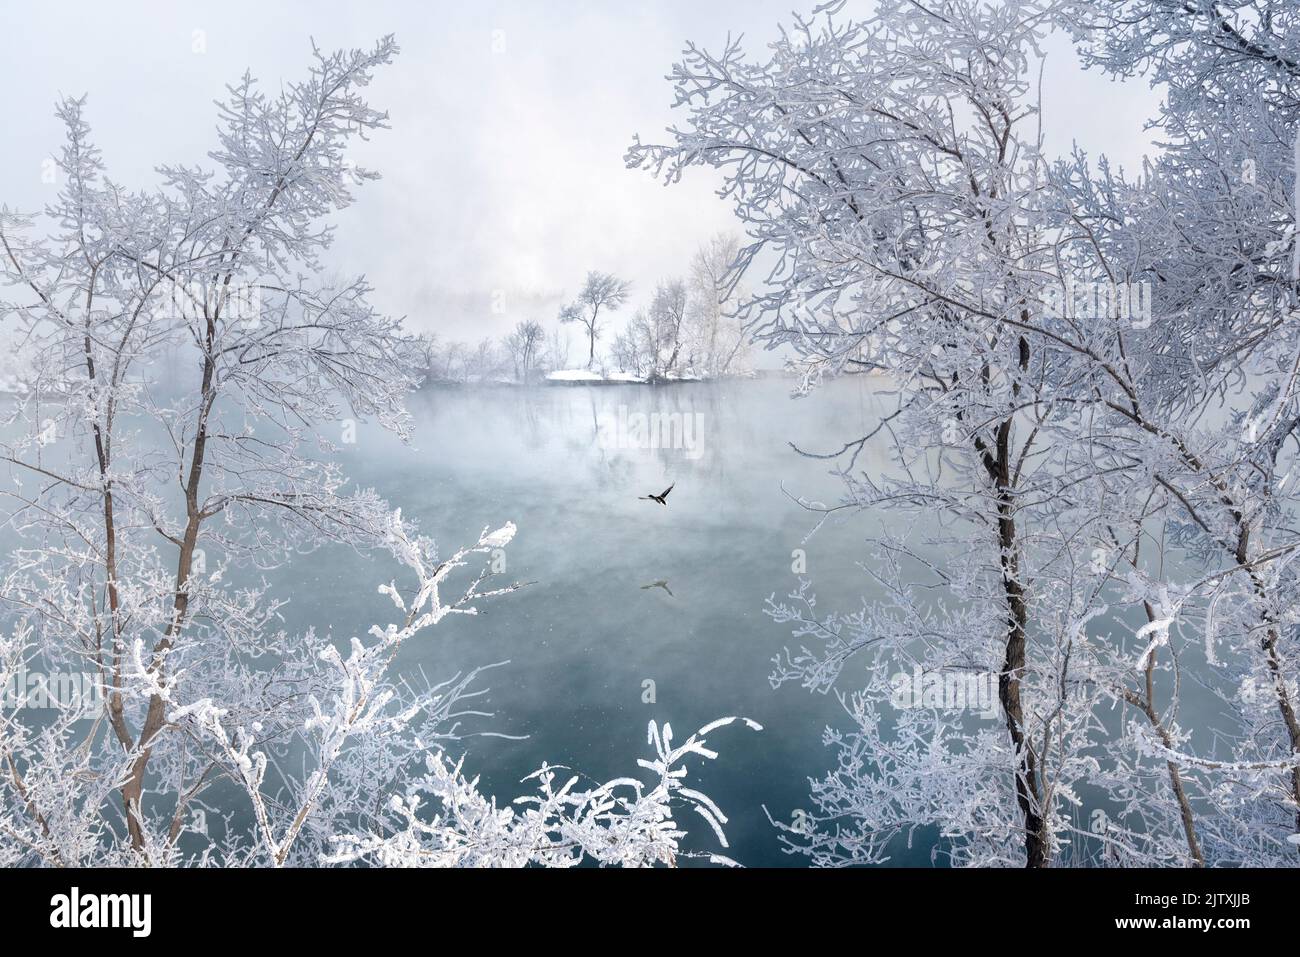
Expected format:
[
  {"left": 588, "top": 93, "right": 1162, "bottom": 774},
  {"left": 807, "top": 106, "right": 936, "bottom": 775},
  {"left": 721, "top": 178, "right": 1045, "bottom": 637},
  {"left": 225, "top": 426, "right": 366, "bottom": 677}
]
[{"left": 420, "top": 369, "right": 785, "bottom": 388}]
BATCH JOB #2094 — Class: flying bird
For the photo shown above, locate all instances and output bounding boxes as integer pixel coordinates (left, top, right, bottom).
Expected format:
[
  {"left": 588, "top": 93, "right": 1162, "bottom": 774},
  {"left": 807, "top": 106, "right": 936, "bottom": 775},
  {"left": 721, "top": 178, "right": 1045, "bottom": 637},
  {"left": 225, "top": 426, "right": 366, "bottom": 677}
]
[
  {"left": 639, "top": 483, "right": 674, "bottom": 506},
  {"left": 641, "top": 579, "right": 674, "bottom": 597}
]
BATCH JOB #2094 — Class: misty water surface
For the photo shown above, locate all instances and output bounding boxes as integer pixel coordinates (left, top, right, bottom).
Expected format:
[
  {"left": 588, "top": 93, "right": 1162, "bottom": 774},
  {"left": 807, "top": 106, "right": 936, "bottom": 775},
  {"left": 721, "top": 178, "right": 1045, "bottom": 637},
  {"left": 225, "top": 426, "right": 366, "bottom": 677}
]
[
  {"left": 2, "top": 374, "right": 1234, "bottom": 866},
  {"left": 276, "top": 375, "right": 926, "bottom": 866}
]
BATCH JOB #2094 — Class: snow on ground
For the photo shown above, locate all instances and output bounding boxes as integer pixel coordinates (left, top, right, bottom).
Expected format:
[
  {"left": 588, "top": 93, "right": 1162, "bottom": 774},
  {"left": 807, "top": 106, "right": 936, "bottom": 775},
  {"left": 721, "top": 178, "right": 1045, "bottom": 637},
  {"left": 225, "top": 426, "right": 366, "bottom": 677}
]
[
  {"left": 545, "top": 369, "right": 604, "bottom": 382},
  {"left": 545, "top": 368, "right": 650, "bottom": 383},
  {"left": 541, "top": 368, "right": 761, "bottom": 385}
]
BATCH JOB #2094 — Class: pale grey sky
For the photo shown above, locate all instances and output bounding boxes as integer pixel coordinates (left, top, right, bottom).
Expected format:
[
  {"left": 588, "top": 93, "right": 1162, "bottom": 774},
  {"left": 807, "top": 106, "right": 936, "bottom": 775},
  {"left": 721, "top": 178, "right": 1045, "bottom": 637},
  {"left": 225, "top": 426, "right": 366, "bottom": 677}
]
[{"left": 0, "top": 1, "right": 1161, "bottom": 353}]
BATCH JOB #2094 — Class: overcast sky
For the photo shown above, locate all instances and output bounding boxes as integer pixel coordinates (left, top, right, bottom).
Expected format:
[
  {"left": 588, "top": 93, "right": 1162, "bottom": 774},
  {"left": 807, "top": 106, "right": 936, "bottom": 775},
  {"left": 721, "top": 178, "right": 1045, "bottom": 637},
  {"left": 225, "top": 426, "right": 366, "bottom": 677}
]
[{"left": 0, "top": 1, "right": 1162, "bottom": 355}]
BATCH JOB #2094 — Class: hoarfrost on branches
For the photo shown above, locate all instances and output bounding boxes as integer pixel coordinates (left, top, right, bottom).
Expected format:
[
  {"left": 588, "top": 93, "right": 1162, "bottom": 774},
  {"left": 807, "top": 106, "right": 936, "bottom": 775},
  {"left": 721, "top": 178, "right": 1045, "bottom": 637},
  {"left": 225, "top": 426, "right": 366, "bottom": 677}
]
[
  {"left": 632, "top": 0, "right": 1300, "bottom": 866},
  {"left": 0, "top": 39, "right": 750, "bottom": 868}
]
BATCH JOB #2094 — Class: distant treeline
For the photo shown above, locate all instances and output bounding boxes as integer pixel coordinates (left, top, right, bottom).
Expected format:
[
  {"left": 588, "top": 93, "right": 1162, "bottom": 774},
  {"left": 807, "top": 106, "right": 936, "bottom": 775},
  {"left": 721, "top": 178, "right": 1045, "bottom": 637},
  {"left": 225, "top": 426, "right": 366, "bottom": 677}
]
[{"left": 417, "top": 233, "right": 753, "bottom": 385}]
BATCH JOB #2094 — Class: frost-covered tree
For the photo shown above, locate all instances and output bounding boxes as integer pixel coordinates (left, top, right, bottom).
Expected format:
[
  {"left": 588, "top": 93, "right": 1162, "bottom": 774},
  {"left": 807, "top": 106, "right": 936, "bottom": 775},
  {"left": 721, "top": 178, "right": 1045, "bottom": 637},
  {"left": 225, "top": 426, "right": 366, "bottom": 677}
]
[
  {"left": 541, "top": 324, "right": 571, "bottom": 374},
  {"left": 614, "top": 280, "right": 689, "bottom": 380},
  {"left": 0, "top": 38, "right": 751, "bottom": 867},
  {"left": 685, "top": 233, "right": 750, "bottom": 377},
  {"left": 608, "top": 237, "right": 749, "bottom": 381},
  {"left": 1050, "top": 0, "right": 1300, "bottom": 863},
  {"left": 1, "top": 36, "right": 417, "bottom": 854},
  {"left": 630, "top": 0, "right": 1103, "bottom": 868},
  {"left": 504, "top": 319, "right": 545, "bottom": 383},
  {"left": 467, "top": 337, "right": 506, "bottom": 383},
  {"left": 558, "top": 271, "right": 632, "bottom": 369},
  {"left": 631, "top": 0, "right": 1300, "bottom": 866}
]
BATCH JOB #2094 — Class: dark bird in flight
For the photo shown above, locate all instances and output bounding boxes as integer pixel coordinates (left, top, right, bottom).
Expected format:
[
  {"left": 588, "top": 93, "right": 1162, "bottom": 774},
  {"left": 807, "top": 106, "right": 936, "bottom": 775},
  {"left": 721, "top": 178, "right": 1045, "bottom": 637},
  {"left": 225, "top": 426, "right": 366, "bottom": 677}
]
[
  {"left": 641, "top": 579, "right": 674, "bottom": 597},
  {"left": 639, "top": 483, "right": 674, "bottom": 506}
]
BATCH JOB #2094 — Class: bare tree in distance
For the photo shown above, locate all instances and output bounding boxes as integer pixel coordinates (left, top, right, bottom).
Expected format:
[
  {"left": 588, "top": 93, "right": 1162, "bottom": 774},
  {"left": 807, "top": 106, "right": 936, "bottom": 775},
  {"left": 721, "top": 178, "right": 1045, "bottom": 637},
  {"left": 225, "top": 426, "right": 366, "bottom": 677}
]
[
  {"left": 558, "top": 271, "right": 632, "bottom": 369},
  {"left": 687, "top": 233, "right": 750, "bottom": 377},
  {"left": 0, "top": 36, "right": 752, "bottom": 868},
  {"left": 504, "top": 319, "right": 545, "bottom": 383},
  {"left": 617, "top": 280, "right": 689, "bottom": 381}
]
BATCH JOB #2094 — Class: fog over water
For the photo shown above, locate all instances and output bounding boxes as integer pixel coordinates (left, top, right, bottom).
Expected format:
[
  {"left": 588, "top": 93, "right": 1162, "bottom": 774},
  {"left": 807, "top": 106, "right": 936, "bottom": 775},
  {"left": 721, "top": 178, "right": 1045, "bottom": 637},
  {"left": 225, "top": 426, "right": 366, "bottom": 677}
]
[
  {"left": 0, "top": 372, "right": 1244, "bottom": 865},
  {"left": 268, "top": 375, "right": 934, "bottom": 865}
]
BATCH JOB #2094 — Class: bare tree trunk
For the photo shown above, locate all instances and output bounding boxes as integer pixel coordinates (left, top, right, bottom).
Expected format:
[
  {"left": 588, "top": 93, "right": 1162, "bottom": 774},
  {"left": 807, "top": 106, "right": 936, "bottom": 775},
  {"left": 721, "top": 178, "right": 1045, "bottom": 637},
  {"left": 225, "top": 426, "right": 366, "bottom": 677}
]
[
  {"left": 972, "top": 332, "right": 1050, "bottom": 867},
  {"left": 1242, "top": 554, "right": 1300, "bottom": 836},
  {"left": 585, "top": 302, "right": 602, "bottom": 370},
  {"left": 121, "top": 310, "right": 217, "bottom": 851},
  {"left": 1122, "top": 642, "right": 1205, "bottom": 866},
  {"left": 993, "top": 471, "right": 1050, "bottom": 868}
]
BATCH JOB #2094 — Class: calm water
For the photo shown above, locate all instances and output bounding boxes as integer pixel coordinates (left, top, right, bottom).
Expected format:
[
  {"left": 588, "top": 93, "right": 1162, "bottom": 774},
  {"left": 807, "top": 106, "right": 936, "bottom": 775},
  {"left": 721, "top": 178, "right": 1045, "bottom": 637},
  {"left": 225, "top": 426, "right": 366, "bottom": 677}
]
[
  {"left": 274, "top": 375, "right": 922, "bottom": 866},
  {"left": 0, "top": 373, "right": 1249, "bottom": 865}
]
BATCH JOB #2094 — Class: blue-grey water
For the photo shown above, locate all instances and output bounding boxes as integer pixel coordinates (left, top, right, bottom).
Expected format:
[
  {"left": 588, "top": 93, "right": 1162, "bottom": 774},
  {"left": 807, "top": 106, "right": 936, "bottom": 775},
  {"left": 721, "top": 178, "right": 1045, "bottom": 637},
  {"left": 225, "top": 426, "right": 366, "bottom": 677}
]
[
  {"left": 274, "top": 375, "right": 914, "bottom": 866},
  {"left": 3, "top": 374, "right": 1238, "bottom": 866}
]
